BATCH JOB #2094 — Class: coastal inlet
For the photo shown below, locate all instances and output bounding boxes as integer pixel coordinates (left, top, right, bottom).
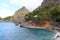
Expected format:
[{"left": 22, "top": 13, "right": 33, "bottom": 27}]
[{"left": 0, "top": 22, "right": 55, "bottom": 40}]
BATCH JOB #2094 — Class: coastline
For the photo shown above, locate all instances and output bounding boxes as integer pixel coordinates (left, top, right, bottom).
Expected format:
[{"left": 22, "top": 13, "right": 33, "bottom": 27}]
[
  {"left": 15, "top": 21, "right": 60, "bottom": 31},
  {"left": 0, "top": 21, "right": 60, "bottom": 31},
  {"left": 15, "top": 22, "right": 53, "bottom": 30},
  {"left": 0, "top": 22, "right": 60, "bottom": 40}
]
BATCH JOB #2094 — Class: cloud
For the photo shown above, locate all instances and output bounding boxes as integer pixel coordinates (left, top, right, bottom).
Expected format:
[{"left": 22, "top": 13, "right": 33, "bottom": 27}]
[
  {"left": 10, "top": 0, "right": 43, "bottom": 11},
  {"left": 0, "top": 0, "right": 43, "bottom": 18},
  {"left": 0, "top": 3, "right": 14, "bottom": 18},
  {"left": 0, "top": 8, "right": 14, "bottom": 18}
]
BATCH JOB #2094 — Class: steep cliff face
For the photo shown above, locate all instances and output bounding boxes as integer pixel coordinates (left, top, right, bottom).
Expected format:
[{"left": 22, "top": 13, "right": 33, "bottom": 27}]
[
  {"left": 12, "top": 7, "right": 29, "bottom": 23},
  {"left": 35, "top": 0, "right": 60, "bottom": 10},
  {"left": 41, "top": 0, "right": 60, "bottom": 7}
]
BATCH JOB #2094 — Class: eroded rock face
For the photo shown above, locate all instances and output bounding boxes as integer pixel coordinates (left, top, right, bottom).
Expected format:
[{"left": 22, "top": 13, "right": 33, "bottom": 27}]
[
  {"left": 41, "top": 0, "right": 60, "bottom": 7},
  {"left": 12, "top": 7, "right": 29, "bottom": 23}
]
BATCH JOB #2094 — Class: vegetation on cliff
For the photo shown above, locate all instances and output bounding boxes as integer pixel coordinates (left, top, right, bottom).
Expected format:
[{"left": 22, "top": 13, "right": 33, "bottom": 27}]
[
  {"left": 0, "top": 17, "right": 2, "bottom": 20},
  {"left": 3, "top": 16, "right": 12, "bottom": 21},
  {"left": 25, "top": 4, "right": 60, "bottom": 24}
]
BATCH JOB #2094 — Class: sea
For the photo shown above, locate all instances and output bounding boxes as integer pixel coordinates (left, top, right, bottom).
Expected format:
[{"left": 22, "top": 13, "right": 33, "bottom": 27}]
[{"left": 0, "top": 22, "right": 57, "bottom": 40}]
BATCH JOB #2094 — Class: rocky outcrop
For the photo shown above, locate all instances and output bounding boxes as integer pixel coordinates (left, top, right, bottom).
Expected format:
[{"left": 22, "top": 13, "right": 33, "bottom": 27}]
[
  {"left": 21, "top": 21, "right": 52, "bottom": 30},
  {"left": 35, "top": 0, "right": 60, "bottom": 13},
  {"left": 41, "top": 0, "right": 60, "bottom": 7},
  {"left": 12, "top": 7, "right": 29, "bottom": 23}
]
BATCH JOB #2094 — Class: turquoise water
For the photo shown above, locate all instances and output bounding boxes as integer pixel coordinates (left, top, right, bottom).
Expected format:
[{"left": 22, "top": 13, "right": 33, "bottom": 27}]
[{"left": 0, "top": 22, "right": 55, "bottom": 40}]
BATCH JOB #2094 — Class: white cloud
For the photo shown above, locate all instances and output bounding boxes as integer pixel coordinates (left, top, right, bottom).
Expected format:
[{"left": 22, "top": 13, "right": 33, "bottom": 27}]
[
  {"left": 10, "top": 0, "right": 43, "bottom": 11},
  {"left": 0, "top": 8, "right": 14, "bottom": 18}
]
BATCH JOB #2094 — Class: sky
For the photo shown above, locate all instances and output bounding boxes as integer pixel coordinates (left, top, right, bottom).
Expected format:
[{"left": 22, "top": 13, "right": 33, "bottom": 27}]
[{"left": 0, "top": 0, "right": 43, "bottom": 18}]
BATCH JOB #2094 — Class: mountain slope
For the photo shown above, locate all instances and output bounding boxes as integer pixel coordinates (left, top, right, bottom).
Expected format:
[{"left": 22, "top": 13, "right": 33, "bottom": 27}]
[{"left": 12, "top": 7, "right": 29, "bottom": 23}]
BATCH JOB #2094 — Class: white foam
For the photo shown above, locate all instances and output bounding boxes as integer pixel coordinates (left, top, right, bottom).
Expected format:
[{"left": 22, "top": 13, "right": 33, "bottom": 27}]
[{"left": 53, "top": 32, "right": 60, "bottom": 40}]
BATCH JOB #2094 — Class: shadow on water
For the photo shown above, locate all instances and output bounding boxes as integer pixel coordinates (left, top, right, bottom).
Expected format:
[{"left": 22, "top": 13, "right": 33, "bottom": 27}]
[
  {"left": 21, "top": 28, "right": 55, "bottom": 40},
  {"left": 23, "top": 28, "right": 54, "bottom": 36},
  {"left": 25, "top": 28, "right": 54, "bottom": 33}
]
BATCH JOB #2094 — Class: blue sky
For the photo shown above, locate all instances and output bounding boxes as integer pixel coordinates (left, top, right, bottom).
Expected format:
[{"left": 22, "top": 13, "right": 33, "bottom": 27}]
[{"left": 0, "top": 0, "right": 43, "bottom": 18}]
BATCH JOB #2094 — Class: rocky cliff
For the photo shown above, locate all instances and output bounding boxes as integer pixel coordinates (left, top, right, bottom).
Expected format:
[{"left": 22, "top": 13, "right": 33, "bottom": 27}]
[
  {"left": 41, "top": 0, "right": 60, "bottom": 7},
  {"left": 12, "top": 7, "right": 29, "bottom": 23},
  {"left": 35, "top": 0, "right": 60, "bottom": 11}
]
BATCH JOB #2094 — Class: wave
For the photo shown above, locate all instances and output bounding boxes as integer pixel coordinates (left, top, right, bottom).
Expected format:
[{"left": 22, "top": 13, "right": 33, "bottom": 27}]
[{"left": 53, "top": 31, "right": 60, "bottom": 40}]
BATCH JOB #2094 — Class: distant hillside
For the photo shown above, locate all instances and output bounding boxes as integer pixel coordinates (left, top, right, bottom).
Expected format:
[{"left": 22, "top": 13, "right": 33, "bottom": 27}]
[
  {"left": 0, "top": 17, "right": 3, "bottom": 22},
  {"left": 3, "top": 16, "right": 12, "bottom": 22},
  {"left": 0, "top": 17, "right": 2, "bottom": 20}
]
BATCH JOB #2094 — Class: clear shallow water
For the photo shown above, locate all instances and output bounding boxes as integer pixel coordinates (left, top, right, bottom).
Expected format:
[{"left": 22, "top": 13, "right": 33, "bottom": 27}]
[{"left": 0, "top": 22, "right": 55, "bottom": 40}]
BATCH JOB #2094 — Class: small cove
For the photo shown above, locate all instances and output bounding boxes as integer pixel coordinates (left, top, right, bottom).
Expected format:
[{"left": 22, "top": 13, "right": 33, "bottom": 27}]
[{"left": 0, "top": 22, "right": 55, "bottom": 40}]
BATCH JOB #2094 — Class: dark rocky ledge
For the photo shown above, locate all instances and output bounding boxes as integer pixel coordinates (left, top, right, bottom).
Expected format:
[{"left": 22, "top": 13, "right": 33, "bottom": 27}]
[{"left": 15, "top": 22, "right": 53, "bottom": 30}]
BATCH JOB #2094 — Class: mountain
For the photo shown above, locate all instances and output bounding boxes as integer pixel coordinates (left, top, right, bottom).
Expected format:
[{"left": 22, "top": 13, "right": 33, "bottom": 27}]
[
  {"left": 41, "top": 0, "right": 60, "bottom": 7},
  {"left": 12, "top": 7, "right": 29, "bottom": 23},
  {"left": 34, "top": 0, "right": 60, "bottom": 11}
]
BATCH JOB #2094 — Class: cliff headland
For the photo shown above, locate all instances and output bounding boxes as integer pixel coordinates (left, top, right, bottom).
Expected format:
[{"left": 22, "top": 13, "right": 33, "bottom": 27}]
[{"left": 0, "top": 0, "right": 60, "bottom": 30}]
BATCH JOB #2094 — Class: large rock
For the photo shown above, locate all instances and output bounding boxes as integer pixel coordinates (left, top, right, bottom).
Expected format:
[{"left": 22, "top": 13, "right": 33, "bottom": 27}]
[
  {"left": 41, "top": 0, "right": 60, "bottom": 7},
  {"left": 12, "top": 7, "right": 29, "bottom": 23}
]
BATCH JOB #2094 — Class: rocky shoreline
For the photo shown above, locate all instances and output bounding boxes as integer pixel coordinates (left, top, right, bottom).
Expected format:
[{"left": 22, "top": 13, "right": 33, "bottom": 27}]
[
  {"left": 15, "top": 21, "right": 60, "bottom": 31},
  {"left": 15, "top": 21, "right": 53, "bottom": 30}
]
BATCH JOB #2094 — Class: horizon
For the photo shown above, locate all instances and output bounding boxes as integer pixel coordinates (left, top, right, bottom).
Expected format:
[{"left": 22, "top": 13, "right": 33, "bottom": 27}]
[{"left": 0, "top": 0, "right": 43, "bottom": 18}]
